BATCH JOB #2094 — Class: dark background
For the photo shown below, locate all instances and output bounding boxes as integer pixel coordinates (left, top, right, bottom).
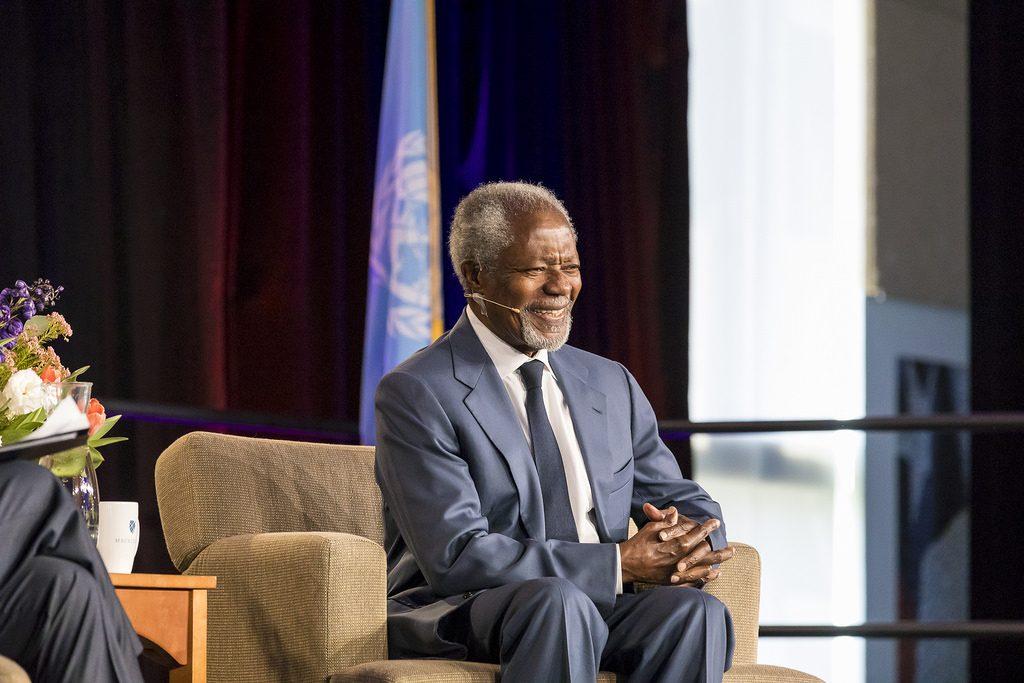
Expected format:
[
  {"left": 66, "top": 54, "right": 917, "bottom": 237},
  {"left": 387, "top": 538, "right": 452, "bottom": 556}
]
[
  {"left": 0, "top": 0, "right": 690, "bottom": 422},
  {"left": 969, "top": 2, "right": 1024, "bottom": 678},
  {"left": 0, "top": 0, "right": 692, "bottom": 582},
  {"left": 2, "top": 1, "right": 1024, "bottom": 679}
]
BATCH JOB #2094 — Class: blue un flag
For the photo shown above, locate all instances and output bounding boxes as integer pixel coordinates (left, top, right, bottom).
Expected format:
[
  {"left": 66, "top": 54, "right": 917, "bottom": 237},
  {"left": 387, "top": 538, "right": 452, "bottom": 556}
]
[{"left": 360, "top": 0, "right": 443, "bottom": 444}]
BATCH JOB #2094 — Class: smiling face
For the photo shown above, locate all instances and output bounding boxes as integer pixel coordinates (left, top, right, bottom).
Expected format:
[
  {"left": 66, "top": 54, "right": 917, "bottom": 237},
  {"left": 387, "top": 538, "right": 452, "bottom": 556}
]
[{"left": 463, "top": 210, "right": 581, "bottom": 355}]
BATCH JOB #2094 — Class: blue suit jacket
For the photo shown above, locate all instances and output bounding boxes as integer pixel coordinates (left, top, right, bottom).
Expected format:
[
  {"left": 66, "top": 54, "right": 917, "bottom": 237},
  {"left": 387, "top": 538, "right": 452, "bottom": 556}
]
[{"left": 374, "top": 312, "right": 726, "bottom": 658}]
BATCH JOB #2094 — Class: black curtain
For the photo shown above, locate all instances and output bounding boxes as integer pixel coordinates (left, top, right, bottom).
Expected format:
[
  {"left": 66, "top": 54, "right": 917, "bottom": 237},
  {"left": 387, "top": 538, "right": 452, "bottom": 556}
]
[{"left": 969, "top": 1, "right": 1024, "bottom": 678}]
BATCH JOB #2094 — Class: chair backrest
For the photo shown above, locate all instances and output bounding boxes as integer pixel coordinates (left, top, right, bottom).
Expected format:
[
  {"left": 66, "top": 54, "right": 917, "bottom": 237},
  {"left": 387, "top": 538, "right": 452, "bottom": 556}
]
[{"left": 155, "top": 431, "right": 383, "bottom": 572}]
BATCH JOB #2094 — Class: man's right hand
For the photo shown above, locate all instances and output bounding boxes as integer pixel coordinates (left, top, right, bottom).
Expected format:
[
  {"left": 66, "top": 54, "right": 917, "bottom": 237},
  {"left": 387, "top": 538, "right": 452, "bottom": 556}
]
[{"left": 618, "top": 505, "right": 733, "bottom": 586}]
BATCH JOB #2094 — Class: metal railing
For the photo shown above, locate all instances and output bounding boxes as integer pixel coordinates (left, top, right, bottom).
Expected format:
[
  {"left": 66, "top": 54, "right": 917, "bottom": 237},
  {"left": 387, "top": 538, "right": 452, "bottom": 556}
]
[
  {"left": 680, "top": 412, "right": 1024, "bottom": 640},
  {"left": 662, "top": 412, "right": 1024, "bottom": 436},
  {"left": 107, "top": 399, "right": 1024, "bottom": 639},
  {"left": 760, "top": 622, "right": 1024, "bottom": 640}
]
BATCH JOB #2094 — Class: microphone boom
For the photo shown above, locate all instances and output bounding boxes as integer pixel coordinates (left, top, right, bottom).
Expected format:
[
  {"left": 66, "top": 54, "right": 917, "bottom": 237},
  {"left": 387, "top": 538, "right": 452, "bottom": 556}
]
[{"left": 465, "top": 292, "right": 522, "bottom": 314}]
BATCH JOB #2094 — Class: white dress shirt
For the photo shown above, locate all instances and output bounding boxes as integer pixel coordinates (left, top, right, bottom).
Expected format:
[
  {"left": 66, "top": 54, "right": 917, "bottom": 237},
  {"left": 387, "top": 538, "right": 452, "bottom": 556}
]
[{"left": 467, "top": 306, "right": 624, "bottom": 593}]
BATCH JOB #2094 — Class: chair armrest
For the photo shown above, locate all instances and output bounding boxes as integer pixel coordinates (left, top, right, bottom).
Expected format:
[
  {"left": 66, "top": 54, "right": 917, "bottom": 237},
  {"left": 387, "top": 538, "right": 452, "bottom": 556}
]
[
  {"left": 636, "top": 541, "right": 761, "bottom": 666},
  {"left": 186, "top": 531, "right": 386, "bottom": 683},
  {"left": 704, "top": 542, "right": 760, "bottom": 666}
]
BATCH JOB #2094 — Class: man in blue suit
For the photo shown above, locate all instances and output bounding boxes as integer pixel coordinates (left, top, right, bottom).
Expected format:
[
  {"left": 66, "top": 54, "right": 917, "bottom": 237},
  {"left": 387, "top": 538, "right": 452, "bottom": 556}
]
[{"left": 375, "top": 182, "right": 736, "bottom": 682}]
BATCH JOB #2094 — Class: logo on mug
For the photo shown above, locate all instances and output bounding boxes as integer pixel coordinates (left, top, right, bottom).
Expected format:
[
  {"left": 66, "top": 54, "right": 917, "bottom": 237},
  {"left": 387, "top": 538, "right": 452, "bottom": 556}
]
[{"left": 129, "top": 520, "right": 136, "bottom": 534}]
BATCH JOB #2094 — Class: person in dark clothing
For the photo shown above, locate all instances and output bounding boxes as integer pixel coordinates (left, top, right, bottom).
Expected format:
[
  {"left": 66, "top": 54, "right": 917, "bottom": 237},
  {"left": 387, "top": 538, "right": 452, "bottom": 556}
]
[{"left": 0, "top": 460, "right": 143, "bottom": 682}]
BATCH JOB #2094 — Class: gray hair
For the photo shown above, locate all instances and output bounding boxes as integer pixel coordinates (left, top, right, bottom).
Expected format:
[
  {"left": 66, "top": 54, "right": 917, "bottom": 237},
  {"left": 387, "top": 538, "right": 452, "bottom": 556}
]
[{"left": 448, "top": 181, "right": 575, "bottom": 292}]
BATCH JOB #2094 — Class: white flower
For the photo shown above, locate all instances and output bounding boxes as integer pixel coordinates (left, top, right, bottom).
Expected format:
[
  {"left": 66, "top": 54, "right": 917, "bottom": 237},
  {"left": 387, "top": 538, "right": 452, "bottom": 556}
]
[{"left": 2, "top": 369, "right": 58, "bottom": 418}]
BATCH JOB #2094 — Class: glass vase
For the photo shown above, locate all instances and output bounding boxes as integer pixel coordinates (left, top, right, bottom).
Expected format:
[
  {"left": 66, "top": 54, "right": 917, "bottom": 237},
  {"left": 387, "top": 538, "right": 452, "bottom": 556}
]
[
  {"left": 39, "top": 381, "right": 101, "bottom": 542},
  {"left": 59, "top": 449, "right": 101, "bottom": 543}
]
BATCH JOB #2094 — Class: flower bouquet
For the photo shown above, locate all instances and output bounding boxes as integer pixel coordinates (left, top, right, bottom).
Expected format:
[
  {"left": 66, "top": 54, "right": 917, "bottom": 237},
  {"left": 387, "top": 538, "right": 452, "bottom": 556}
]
[{"left": 0, "top": 279, "right": 126, "bottom": 488}]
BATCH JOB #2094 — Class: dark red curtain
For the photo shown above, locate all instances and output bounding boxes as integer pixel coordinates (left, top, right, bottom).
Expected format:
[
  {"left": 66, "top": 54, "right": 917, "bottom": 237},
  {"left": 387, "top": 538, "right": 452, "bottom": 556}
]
[
  {"left": 0, "top": 1, "right": 691, "bottom": 583},
  {"left": 2, "top": 0, "right": 689, "bottom": 422},
  {"left": 1, "top": 0, "right": 391, "bottom": 590},
  {"left": 1, "top": 0, "right": 388, "bottom": 420}
]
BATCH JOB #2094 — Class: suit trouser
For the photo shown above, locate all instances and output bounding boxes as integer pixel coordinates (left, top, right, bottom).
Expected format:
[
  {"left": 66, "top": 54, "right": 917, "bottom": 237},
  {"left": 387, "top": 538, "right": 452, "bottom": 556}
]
[
  {"left": 0, "top": 460, "right": 143, "bottom": 683},
  {"left": 442, "top": 576, "right": 734, "bottom": 683}
]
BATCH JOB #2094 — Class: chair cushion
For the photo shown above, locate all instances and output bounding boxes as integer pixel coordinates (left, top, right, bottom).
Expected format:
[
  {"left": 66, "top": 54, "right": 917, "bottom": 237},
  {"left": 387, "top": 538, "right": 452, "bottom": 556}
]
[
  {"left": 333, "top": 659, "right": 823, "bottom": 682},
  {"left": 725, "top": 663, "right": 825, "bottom": 682},
  {"left": 330, "top": 660, "right": 618, "bottom": 682}
]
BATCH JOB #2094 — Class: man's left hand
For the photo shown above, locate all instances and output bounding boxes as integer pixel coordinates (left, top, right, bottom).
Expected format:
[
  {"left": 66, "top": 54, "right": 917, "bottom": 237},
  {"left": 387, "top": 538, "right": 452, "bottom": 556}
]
[{"left": 641, "top": 503, "right": 734, "bottom": 587}]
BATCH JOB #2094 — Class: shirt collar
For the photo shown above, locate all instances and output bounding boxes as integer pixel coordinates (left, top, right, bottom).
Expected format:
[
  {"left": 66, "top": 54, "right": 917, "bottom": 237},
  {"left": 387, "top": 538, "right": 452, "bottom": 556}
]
[{"left": 466, "top": 305, "right": 551, "bottom": 380}]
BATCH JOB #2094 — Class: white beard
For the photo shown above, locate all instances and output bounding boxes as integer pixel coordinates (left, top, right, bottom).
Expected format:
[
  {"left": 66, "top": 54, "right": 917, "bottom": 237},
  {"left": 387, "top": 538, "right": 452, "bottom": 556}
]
[{"left": 518, "top": 307, "right": 573, "bottom": 352}]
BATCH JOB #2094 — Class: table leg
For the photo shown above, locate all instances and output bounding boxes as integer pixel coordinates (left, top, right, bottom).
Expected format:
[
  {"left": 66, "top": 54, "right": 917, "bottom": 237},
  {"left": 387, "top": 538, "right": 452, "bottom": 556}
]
[{"left": 169, "top": 589, "right": 207, "bottom": 683}]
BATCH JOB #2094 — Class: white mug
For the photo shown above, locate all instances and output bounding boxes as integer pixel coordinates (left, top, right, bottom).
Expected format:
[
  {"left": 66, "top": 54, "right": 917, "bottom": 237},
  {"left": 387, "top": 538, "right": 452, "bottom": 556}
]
[{"left": 97, "top": 501, "right": 140, "bottom": 573}]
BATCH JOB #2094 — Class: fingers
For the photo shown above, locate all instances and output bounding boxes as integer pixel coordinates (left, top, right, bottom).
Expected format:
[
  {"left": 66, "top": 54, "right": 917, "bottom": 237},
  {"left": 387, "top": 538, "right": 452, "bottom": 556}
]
[
  {"left": 686, "top": 545, "right": 737, "bottom": 568},
  {"left": 660, "top": 518, "right": 720, "bottom": 556},
  {"left": 675, "top": 540, "right": 712, "bottom": 572},
  {"left": 657, "top": 516, "right": 699, "bottom": 542},
  {"left": 642, "top": 502, "right": 662, "bottom": 520},
  {"left": 643, "top": 503, "right": 677, "bottom": 523},
  {"left": 671, "top": 566, "right": 721, "bottom": 586}
]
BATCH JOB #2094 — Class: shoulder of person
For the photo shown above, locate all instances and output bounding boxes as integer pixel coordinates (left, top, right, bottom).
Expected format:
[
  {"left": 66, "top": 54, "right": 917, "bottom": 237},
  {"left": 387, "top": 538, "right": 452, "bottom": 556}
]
[{"left": 379, "top": 331, "right": 457, "bottom": 393}]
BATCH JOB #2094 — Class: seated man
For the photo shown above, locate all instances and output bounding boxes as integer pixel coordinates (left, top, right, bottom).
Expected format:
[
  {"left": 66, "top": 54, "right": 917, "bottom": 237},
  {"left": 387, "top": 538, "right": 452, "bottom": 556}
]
[
  {"left": 0, "top": 460, "right": 143, "bottom": 683},
  {"left": 375, "top": 182, "right": 736, "bottom": 682}
]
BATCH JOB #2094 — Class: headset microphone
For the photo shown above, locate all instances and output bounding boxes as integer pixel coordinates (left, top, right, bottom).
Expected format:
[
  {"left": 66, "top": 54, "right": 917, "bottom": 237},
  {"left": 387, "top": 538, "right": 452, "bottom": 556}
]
[{"left": 465, "top": 292, "right": 522, "bottom": 314}]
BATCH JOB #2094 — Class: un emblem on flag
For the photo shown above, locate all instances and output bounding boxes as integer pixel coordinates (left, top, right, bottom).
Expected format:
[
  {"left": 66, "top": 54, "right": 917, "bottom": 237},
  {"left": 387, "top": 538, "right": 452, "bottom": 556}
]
[{"left": 369, "top": 129, "right": 433, "bottom": 346}]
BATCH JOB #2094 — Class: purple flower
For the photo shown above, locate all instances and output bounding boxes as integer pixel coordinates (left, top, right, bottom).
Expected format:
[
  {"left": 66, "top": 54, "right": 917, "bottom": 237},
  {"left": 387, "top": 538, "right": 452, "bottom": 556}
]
[
  {"left": 0, "top": 278, "right": 64, "bottom": 318},
  {"left": 6, "top": 319, "right": 23, "bottom": 336},
  {"left": 26, "top": 278, "right": 64, "bottom": 313}
]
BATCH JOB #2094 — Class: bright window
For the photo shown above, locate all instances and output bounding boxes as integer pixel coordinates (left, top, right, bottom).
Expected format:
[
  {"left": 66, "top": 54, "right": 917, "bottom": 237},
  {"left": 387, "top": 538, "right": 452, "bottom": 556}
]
[{"left": 688, "top": 1, "right": 869, "bottom": 680}]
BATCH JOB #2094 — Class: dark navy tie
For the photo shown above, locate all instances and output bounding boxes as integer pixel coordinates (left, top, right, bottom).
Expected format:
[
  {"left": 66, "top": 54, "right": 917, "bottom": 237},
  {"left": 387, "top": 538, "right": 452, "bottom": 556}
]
[{"left": 519, "top": 360, "right": 579, "bottom": 542}]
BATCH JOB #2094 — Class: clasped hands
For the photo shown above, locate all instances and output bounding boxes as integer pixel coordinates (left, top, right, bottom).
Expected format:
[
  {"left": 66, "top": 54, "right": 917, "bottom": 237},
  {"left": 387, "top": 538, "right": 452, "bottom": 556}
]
[{"left": 618, "top": 502, "right": 736, "bottom": 587}]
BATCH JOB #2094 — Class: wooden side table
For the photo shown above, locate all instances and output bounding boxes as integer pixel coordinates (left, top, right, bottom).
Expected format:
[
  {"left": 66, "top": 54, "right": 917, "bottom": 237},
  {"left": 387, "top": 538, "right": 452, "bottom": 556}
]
[{"left": 111, "top": 573, "right": 217, "bottom": 683}]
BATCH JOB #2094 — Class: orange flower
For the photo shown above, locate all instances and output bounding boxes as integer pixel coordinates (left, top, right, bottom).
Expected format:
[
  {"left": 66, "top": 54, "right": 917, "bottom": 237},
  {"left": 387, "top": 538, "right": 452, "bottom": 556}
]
[
  {"left": 39, "top": 367, "right": 59, "bottom": 383},
  {"left": 86, "top": 398, "right": 106, "bottom": 435}
]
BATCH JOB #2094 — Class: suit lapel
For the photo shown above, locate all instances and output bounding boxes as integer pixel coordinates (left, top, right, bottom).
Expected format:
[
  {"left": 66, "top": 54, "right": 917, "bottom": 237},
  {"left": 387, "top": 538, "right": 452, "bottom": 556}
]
[
  {"left": 450, "top": 314, "right": 546, "bottom": 540},
  {"left": 549, "top": 352, "right": 614, "bottom": 541}
]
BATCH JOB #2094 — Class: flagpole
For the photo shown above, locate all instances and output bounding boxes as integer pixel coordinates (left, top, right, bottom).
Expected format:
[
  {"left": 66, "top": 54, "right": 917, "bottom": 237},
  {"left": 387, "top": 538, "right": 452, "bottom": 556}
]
[{"left": 424, "top": 0, "right": 444, "bottom": 340}]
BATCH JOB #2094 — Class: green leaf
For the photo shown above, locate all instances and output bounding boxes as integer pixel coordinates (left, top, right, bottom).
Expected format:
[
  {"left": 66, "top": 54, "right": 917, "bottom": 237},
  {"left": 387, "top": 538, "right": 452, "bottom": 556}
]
[
  {"left": 24, "top": 315, "right": 51, "bottom": 336},
  {"left": 46, "top": 446, "right": 89, "bottom": 477},
  {"left": 88, "top": 414, "right": 121, "bottom": 440},
  {"left": 64, "top": 365, "right": 90, "bottom": 382},
  {"left": 0, "top": 407, "right": 48, "bottom": 445},
  {"left": 88, "top": 446, "right": 105, "bottom": 470},
  {"left": 87, "top": 436, "right": 128, "bottom": 448}
]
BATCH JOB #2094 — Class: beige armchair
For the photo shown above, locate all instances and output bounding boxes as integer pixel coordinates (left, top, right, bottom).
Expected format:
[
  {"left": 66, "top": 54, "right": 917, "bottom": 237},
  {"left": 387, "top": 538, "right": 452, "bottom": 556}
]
[{"left": 156, "top": 431, "right": 819, "bottom": 682}]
